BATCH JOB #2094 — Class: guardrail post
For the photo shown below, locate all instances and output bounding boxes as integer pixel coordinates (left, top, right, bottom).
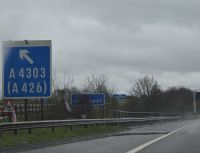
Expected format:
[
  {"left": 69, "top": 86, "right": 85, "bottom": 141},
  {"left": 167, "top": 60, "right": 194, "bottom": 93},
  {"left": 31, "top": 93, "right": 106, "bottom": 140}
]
[{"left": 70, "top": 125, "right": 73, "bottom": 130}]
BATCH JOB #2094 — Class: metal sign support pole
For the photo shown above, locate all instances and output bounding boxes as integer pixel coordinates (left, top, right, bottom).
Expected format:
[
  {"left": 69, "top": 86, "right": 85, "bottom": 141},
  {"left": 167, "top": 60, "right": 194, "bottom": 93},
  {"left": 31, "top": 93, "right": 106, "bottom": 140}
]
[
  {"left": 40, "top": 99, "right": 44, "bottom": 120},
  {"left": 102, "top": 106, "right": 105, "bottom": 118},
  {"left": 24, "top": 99, "right": 28, "bottom": 121},
  {"left": 99, "top": 106, "right": 101, "bottom": 118},
  {"left": 8, "top": 99, "right": 12, "bottom": 122}
]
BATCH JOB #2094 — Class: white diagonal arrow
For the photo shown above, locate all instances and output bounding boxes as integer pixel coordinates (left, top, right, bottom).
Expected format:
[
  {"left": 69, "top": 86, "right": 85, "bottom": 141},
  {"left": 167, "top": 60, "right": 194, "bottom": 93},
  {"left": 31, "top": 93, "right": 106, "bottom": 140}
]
[{"left": 19, "top": 49, "right": 34, "bottom": 64}]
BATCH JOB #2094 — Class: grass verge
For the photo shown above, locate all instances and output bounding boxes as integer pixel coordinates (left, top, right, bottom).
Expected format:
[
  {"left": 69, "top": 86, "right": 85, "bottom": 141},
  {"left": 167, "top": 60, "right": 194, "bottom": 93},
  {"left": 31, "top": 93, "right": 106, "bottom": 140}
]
[{"left": 0, "top": 125, "right": 120, "bottom": 148}]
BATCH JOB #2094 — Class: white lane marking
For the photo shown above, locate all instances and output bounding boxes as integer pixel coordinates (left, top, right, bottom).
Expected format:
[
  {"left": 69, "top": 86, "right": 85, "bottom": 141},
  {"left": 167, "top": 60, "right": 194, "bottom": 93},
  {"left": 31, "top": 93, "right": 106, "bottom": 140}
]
[{"left": 126, "top": 123, "right": 192, "bottom": 153}]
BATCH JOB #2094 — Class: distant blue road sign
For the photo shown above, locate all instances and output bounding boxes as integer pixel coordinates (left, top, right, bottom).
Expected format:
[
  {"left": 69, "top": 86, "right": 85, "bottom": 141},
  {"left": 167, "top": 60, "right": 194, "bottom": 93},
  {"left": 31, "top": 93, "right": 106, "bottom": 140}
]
[
  {"left": 2, "top": 40, "right": 52, "bottom": 98},
  {"left": 71, "top": 93, "right": 105, "bottom": 105},
  {"left": 113, "top": 94, "right": 127, "bottom": 103}
]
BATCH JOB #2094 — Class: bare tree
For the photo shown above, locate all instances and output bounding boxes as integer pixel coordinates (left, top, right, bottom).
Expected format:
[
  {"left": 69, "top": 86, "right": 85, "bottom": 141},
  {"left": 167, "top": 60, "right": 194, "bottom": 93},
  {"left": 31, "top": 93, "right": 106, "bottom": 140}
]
[
  {"left": 52, "top": 71, "right": 74, "bottom": 103},
  {"left": 83, "top": 73, "right": 116, "bottom": 95},
  {"left": 130, "top": 75, "right": 159, "bottom": 97},
  {"left": 53, "top": 71, "right": 73, "bottom": 91},
  {"left": 130, "top": 75, "right": 161, "bottom": 111}
]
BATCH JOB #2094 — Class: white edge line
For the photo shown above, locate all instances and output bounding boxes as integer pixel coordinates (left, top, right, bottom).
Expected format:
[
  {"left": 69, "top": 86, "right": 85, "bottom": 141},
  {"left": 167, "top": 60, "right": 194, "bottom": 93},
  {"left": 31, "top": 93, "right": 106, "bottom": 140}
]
[{"left": 126, "top": 123, "right": 192, "bottom": 153}]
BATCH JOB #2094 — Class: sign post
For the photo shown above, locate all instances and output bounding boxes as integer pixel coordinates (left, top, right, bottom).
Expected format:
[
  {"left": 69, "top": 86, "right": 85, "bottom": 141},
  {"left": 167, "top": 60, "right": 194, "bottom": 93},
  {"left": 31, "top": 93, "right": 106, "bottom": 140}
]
[
  {"left": 24, "top": 99, "right": 28, "bottom": 121},
  {"left": 71, "top": 93, "right": 105, "bottom": 118},
  {"left": 40, "top": 98, "right": 44, "bottom": 120},
  {"left": 2, "top": 40, "right": 52, "bottom": 121}
]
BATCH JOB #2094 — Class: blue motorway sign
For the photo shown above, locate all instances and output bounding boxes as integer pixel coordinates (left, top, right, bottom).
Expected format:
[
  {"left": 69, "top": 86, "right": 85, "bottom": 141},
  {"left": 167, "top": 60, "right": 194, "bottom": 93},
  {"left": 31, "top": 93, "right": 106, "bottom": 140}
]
[
  {"left": 113, "top": 94, "right": 127, "bottom": 103},
  {"left": 71, "top": 93, "right": 105, "bottom": 105},
  {"left": 2, "top": 40, "right": 52, "bottom": 98}
]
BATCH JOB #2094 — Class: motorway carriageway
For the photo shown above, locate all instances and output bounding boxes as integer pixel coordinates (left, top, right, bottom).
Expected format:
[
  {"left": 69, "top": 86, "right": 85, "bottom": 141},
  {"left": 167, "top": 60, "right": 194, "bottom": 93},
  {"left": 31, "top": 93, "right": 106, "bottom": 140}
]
[{"left": 18, "top": 118, "right": 199, "bottom": 153}]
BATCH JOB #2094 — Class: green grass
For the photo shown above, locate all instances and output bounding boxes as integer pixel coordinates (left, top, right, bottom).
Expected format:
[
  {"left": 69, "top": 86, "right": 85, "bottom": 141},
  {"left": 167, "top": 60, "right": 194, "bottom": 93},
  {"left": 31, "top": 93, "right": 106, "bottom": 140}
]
[{"left": 0, "top": 125, "right": 120, "bottom": 148}]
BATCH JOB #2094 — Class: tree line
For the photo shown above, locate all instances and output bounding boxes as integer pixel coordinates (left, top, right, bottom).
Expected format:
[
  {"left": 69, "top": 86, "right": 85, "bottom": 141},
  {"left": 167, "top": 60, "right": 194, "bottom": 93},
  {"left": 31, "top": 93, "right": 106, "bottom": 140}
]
[
  {"left": 128, "top": 75, "right": 193, "bottom": 113},
  {"left": 50, "top": 73, "right": 195, "bottom": 118}
]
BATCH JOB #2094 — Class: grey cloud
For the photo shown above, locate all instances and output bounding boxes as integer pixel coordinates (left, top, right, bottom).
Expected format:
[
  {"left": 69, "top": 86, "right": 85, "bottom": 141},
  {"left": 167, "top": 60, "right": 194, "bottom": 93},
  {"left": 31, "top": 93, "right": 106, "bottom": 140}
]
[{"left": 1, "top": 0, "right": 200, "bottom": 97}]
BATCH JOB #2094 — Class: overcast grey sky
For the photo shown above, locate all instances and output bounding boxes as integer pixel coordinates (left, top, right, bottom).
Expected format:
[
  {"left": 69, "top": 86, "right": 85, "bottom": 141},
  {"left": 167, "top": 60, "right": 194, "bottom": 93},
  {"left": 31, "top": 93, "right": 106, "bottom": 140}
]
[{"left": 1, "top": 0, "right": 200, "bottom": 97}]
